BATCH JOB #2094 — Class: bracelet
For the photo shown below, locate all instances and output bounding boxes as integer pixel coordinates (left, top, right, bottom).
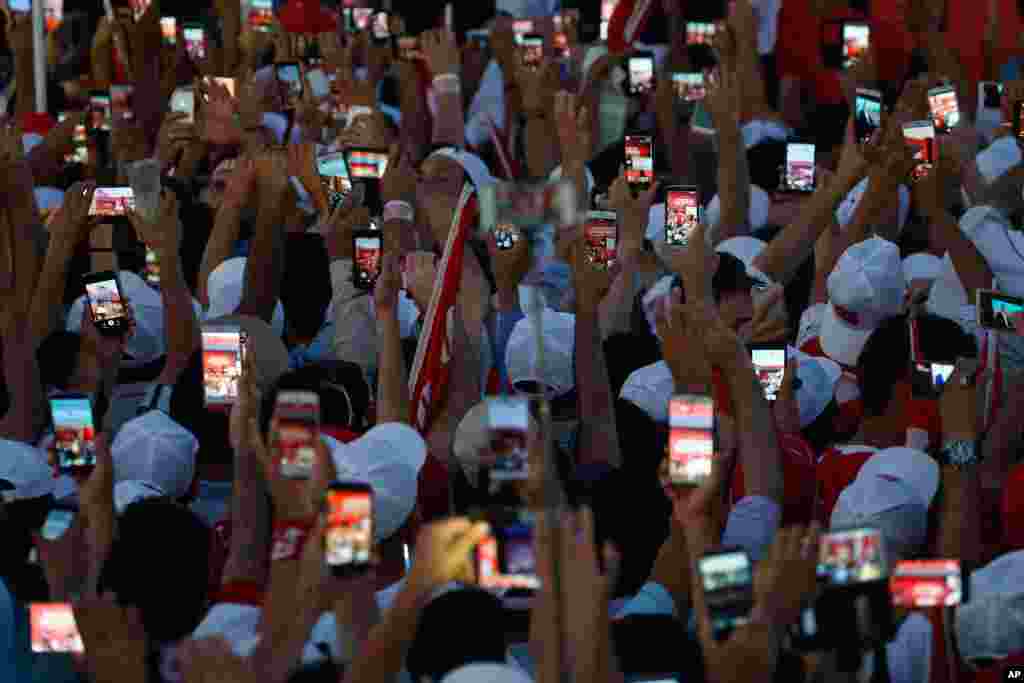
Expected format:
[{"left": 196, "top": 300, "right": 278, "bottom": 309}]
[
  {"left": 432, "top": 73, "right": 462, "bottom": 95},
  {"left": 270, "top": 519, "right": 315, "bottom": 562},
  {"left": 383, "top": 200, "right": 415, "bottom": 223}
]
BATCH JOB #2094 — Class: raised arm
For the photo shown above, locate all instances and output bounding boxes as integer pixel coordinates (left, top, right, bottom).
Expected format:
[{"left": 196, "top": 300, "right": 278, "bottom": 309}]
[
  {"left": 373, "top": 254, "right": 410, "bottom": 425},
  {"left": 236, "top": 150, "right": 291, "bottom": 324},
  {"left": 706, "top": 33, "right": 751, "bottom": 243},
  {"left": 197, "top": 157, "right": 256, "bottom": 307},
  {"left": 422, "top": 28, "right": 466, "bottom": 148}
]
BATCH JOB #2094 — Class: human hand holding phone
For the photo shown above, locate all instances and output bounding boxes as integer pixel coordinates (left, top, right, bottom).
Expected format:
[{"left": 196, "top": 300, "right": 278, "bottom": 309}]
[
  {"left": 72, "top": 594, "right": 147, "bottom": 681},
  {"left": 406, "top": 517, "right": 491, "bottom": 598},
  {"left": 247, "top": 412, "right": 333, "bottom": 522}
]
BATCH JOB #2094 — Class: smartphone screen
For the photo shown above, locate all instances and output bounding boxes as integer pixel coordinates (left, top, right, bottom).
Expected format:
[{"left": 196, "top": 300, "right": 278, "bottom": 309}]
[
  {"left": 854, "top": 88, "right": 882, "bottom": 143},
  {"left": 325, "top": 484, "right": 374, "bottom": 573},
  {"left": 698, "top": 550, "right": 754, "bottom": 641},
  {"left": 345, "top": 148, "right": 389, "bottom": 179},
  {"left": 317, "top": 152, "right": 352, "bottom": 211},
  {"left": 50, "top": 396, "right": 96, "bottom": 472},
  {"left": 686, "top": 21, "right": 716, "bottom": 45},
  {"left": 372, "top": 11, "right": 390, "bottom": 41},
  {"left": 201, "top": 326, "right": 246, "bottom": 407},
  {"left": 353, "top": 234, "right": 382, "bottom": 290},
  {"left": 64, "top": 122, "right": 88, "bottom": 164},
  {"left": 30, "top": 604, "right": 83, "bottom": 653},
  {"left": 8, "top": 0, "right": 32, "bottom": 13},
  {"left": 981, "top": 81, "right": 1003, "bottom": 109},
  {"left": 624, "top": 135, "right": 653, "bottom": 188},
  {"left": 183, "top": 26, "right": 207, "bottom": 60},
  {"left": 928, "top": 85, "right": 960, "bottom": 134},
  {"left": 751, "top": 347, "right": 786, "bottom": 401},
  {"left": 668, "top": 394, "right": 714, "bottom": 486},
  {"left": 466, "top": 29, "right": 489, "bottom": 50},
  {"left": 520, "top": 35, "right": 543, "bottom": 69},
  {"left": 783, "top": 143, "right": 816, "bottom": 193},
  {"left": 665, "top": 187, "right": 700, "bottom": 247},
  {"left": 841, "top": 22, "right": 869, "bottom": 70},
  {"left": 584, "top": 210, "right": 618, "bottom": 269},
  {"left": 43, "top": 0, "right": 63, "bottom": 31},
  {"left": 145, "top": 245, "right": 160, "bottom": 287},
  {"left": 493, "top": 222, "right": 520, "bottom": 250},
  {"left": 160, "top": 16, "right": 177, "bottom": 45},
  {"left": 671, "top": 72, "right": 705, "bottom": 101},
  {"left": 902, "top": 121, "right": 935, "bottom": 182},
  {"left": 628, "top": 55, "right": 655, "bottom": 96},
  {"left": 88, "top": 186, "right": 135, "bottom": 216},
  {"left": 110, "top": 84, "right": 134, "bottom": 121},
  {"left": 477, "top": 510, "right": 540, "bottom": 591},
  {"left": 276, "top": 62, "right": 303, "bottom": 109},
  {"left": 306, "top": 68, "right": 329, "bottom": 99},
  {"left": 170, "top": 87, "right": 195, "bottom": 124},
  {"left": 248, "top": 0, "right": 273, "bottom": 31},
  {"left": 487, "top": 396, "right": 529, "bottom": 481},
  {"left": 817, "top": 527, "right": 886, "bottom": 585},
  {"left": 890, "top": 560, "right": 962, "bottom": 607},
  {"left": 352, "top": 7, "right": 373, "bottom": 30},
  {"left": 977, "top": 289, "right": 1024, "bottom": 333},
  {"left": 910, "top": 362, "right": 955, "bottom": 398},
  {"left": 275, "top": 391, "right": 320, "bottom": 479},
  {"left": 89, "top": 93, "right": 111, "bottom": 131},
  {"left": 84, "top": 272, "right": 128, "bottom": 333},
  {"left": 513, "top": 19, "right": 534, "bottom": 44},
  {"left": 41, "top": 507, "right": 75, "bottom": 541}
]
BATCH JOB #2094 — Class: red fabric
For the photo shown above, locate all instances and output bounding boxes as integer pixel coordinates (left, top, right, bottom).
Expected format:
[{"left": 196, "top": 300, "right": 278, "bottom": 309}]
[
  {"left": 321, "top": 426, "right": 360, "bottom": 443},
  {"left": 20, "top": 112, "right": 55, "bottom": 137},
  {"left": 731, "top": 432, "right": 819, "bottom": 525},
  {"left": 969, "top": 653, "right": 1024, "bottom": 683},
  {"left": 278, "top": 0, "right": 337, "bottom": 33},
  {"left": 606, "top": 0, "right": 655, "bottom": 53},
  {"left": 1003, "top": 463, "right": 1024, "bottom": 552},
  {"left": 798, "top": 336, "right": 864, "bottom": 435},
  {"left": 905, "top": 396, "right": 943, "bottom": 451},
  {"left": 213, "top": 580, "right": 264, "bottom": 607},
  {"left": 814, "top": 446, "right": 877, "bottom": 525}
]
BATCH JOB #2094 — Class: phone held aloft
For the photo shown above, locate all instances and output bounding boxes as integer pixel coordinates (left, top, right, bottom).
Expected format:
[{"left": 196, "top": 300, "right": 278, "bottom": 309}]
[
  {"left": 83, "top": 270, "right": 129, "bottom": 336},
  {"left": 275, "top": 390, "right": 320, "bottom": 479},
  {"left": 324, "top": 481, "right": 375, "bottom": 576},
  {"left": 667, "top": 394, "right": 714, "bottom": 487}
]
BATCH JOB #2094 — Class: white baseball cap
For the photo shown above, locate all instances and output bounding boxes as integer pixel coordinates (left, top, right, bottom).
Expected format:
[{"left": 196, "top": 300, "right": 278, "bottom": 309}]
[
  {"left": 505, "top": 309, "right": 576, "bottom": 397},
  {"left": 452, "top": 401, "right": 538, "bottom": 487},
  {"left": 22, "top": 132, "right": 44, "bottom": 155},
  {"left": 959, "top": 205, "right": 1024, "bottom": 297},
  {"left": 956, "top": 550, "right": 1024, "bottom": 662},
  {"left": 820, "top": 237, "right": 906, "bottom": 367},
  {"left": 323, "top": 422, "right": 427, "bottom": 542},
  {"left": 0, "top": 439, "right": 55, "bottom": 502},
  {"left": 830, "top": 447, "right": 939, "bottom": 561},
  {"left": 835, "top": 177, "right": 911, "bottom": 233},
  {"left": 205, "top": 257, "right": 286, "bottom": 336},
  {"left": 619, "top": 360, "right": 676, "bottom": 424},
  {"left": 740, "top": 119, "right": 790, "bottom": 149},
  {"left": 975, "top": 135, "right": 1022, "bottom": 185},
  {"left": 640, "top": 275, "right": 675, "bottom": 337},
  {"left": 113, "top": 480, "right": 168, "bottom": 514},
  {"left": 789, "top": 347, "right": 842, "bottom": 428},
  {"left": 112, "top": 410, "right": 198, "bottom": 499},
  {"left": 440, "top": 663, "right": 534, "bottom": 683},
  {"left": 902, "top": 253, "right": 943, "bottom": 286},
  {"left": 704, "top": 185, "right": 772, "bottom": 233}
]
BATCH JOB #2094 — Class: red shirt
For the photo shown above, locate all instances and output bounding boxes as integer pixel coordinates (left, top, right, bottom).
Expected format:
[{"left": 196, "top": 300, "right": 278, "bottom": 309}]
[
  {"left": 814, "top": 445, "right": 878, "bottom": 525},
  {"left": 731, "top": 432, "right": 819, "bottom": 525}
]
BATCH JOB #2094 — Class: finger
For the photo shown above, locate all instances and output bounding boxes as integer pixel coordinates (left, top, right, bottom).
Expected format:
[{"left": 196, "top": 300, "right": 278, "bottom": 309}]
[
  {"left": 310, "top": 436, "right": 336, "bottom": 504},
  {"left": 449, "top": 520, "right": 491, "bottom": 558}
]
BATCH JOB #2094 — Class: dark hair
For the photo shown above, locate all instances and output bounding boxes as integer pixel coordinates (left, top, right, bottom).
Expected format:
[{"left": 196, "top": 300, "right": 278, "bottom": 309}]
[
  {"left": 259, "top": 362, "right": 372, "bottom": 436},
  {"left": 916, "top": 313, "right": 977, "bottom": 362},
  {"left": 712, "top": 252, "right": 755, "bottom": 302},
  {"left": 746, "top": 140, "right": 787, "bottom": 193},
  {"left": 857, "top": 314, "right": 911, "bottom": 416},
  {"left": 612, "top": 615, "right": 703, "bottom": 679},
  {"left": 281, "top": 234, "right": 332, "bottom": 342},
  {"left": 286, "top": 660, "right": 342, "bottom": 683},
  {"left": 36, "top": 331, "right": 82, "bottom": 390},
  {"left": 0, "top": 495, "right": 54, "bottom": 580},
  {"left": 170, "top": 351, "right": 233, "bottom": 466},
  {"left": 98, "top": 498, "right": 211, "bottom": 643},
  {"left": 406, "top": 587, "right": 507, "bottom": 681},
  {"left": 801, "top": 397, "right": 842, "bottom": 453}
]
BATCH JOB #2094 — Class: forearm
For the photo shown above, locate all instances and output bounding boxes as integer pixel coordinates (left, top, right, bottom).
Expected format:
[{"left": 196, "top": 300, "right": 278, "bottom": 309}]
[
  {"left": 236, "top": 194, "right": 288, "bottom": 323},
  {"left": 575, "top": 307, "right": 621, "bottom": 468},
  {"left": 156, "top": 242, "right": 200, "bottom": 383},
  {"left": 714, "top": 123, "right": 750, "bottom": 243},
  {"left": 432, "top": 92, "right": 466, "bottom": 147},
  {"left": 530, "top": 584, "right": 561, "bottom": 683},
  {"left": 7, "top": 193, "right": 45, "bottom": 318},
  {"left": 375, "top": 312, "right": 409, "bottom": 425},
  {"left": 0, "top": 334, "right": 45, "bottom": 443},
  {"left": 253, "top": 561, "right": 320, "bottom": 683},
  {"left": 133, "top": 53, "right": 164, "bottom": 151},
  {"left": 221, "top": 2, "right": 241, "bottom": 76},
  {"left": 198, "top": 202, "right": 245, "bottom": 306},
  {"left": 926, "top": 206, "right": 993, "bottom": 298},
  {"left": 937, "top": 466, "right": 984, "bottom": 572},
  {"left": 344, "top": 584, "right": 427, "bottom": 683},
  {"left": 728, "top": 362, "right": 784, "bottom": 502},
  {"left": 220, "top": 445, "right": 271, "bottom": 587},
  {"left": 525, "top": 113, "right": 560, "bottom": 179},
  {"left": 598, "top": 265, "right": 638, "bottom": 339},
  {"left": 29, "top": 239, "right": 76, "bottom": 344},
  {"left": 13, "top": 41, "right": 35, "bottom": 117}
]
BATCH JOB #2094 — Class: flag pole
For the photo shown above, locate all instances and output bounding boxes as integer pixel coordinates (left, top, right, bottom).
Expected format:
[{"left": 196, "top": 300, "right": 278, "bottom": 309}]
[{"left": 32, "top": 0, "right": 46, "bottom": 113}]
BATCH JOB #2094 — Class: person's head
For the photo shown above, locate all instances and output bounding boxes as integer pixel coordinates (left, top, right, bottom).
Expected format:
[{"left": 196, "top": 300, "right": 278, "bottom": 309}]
[
  {"left": 337, "top": 111, "right": 399, "bottom": 150},
  {"left": 857, "top": 314, "right": 911, "bottom": 418},
  {"left": 746, "top": 139, "right": 787, "bottom": 193},
  {"left": 406, "top": 587, "right": 507, "bottom": 682},
  {"left": 281, "top": 234, "right": 331, "bottom": 345},
  {"left": 257, "top": 363, "right": 372, "bottom": 437},
  {"left": 0, "top": 441, "right": 55, "bottom": 580},
  {"left": 36, "top": 330, "right": 86, "bottom": 391},
  {"left": 712, "top": 252, "right": 756, "bottom": 332},
  {"left": 97, "top": 498, "right": 211, "bottom": 643}
]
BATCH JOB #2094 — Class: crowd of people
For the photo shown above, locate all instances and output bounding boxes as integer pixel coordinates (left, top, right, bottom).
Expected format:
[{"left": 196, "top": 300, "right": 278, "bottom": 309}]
[{"left": 2, "top": 0, "right": 1024, "bottom": 681}]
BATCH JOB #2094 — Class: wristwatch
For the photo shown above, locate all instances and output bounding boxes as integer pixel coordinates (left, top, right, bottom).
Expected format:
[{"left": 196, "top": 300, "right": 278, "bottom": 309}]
[{"left": 938, "top": 439, "right": 984, "bottom": 470}]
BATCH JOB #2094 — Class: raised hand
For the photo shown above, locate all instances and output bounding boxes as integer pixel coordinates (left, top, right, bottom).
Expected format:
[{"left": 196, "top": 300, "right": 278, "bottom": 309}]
[
  {"left": 373, "top": 252, "right": 401, "bottom": 318},
  {"left": 554, "top": 91, "right": 591, "bottom": 170},
  {"left": 421, "top": 27, "right": 461, "bottom": 77},
  {"left": 49, "top": 182, "right": 96, "bottom": 248},
  {"left": 199, "top": 78, "right": 241, "bottom": 145},
  {"left": 156, "top": 112, "right": 198, "bottom": 170},
  {"left": 406, "top": 517, "right": 490, "bottom": 597}
]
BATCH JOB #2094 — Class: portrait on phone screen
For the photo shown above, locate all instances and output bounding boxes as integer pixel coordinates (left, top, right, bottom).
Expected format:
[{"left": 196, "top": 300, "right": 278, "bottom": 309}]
[
  {"left": 928, "top": 87, "right": 960, "bottom": 133},
  {"left": 903, "top": 124, "right": 934, "bottom": 181},
  {"left": 30, "top": 604, "right": 83, "bottom": 654},
  {"left": 51, "top": 398, "right": 95, "bottom": 469},
  {"left": 584, "top": 215, "right": 617, "bottom": 268},
  {"left": 842, "top": 23, "right": 868, "bottom": 69},
  {"left": 85, "top": 278, "right": 126, "bottom": 325},
  {"left": 354, "top": 237, "right": 381, "bottom": 287},
  {"left": 202, "top": 331, "right": 244, "bottom": 404},
  {"left": 184, "top": 27, "right": 206, "bottom": 60},
  {"left": 784, "top": 144, "right": 816, "bottom": 192},
  {"left": 666, "top": 191, "right": 699, "bottom": 246},
  {"left": 672, "top": 72, "right": 705, "bottom": 101},
  {"left": 817, "top": 528, "right": 884, "bottom": 584},
  {"left": 624, "top": 137, "right": 653, "bottom": 185},
  {"left": 326, "top": 489, "right": 373, "bottom": 566}
]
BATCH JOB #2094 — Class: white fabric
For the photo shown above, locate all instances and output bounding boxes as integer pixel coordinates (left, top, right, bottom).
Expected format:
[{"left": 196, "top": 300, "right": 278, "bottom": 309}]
[
  {"left": 705, "top": 185, "right": 771, "bottom": 232},
  {"left": 619, "top": 360, "right": 676, "bottom": 424},
  {"left": 205, "top": 257, "right": 286, "bottom": 336},
  {"left": 740, "top": 120, "right": 789, "bottom": 149},
  {"left": 0, "top": 439, "right": 55, "bottom": 501},
  {"left": 112, "top": 410, "right": 198, "bottom": 499},
  {"left": 721, "top": 495, "right": 782, "bottom": 562},
  {"left": 614, "top": 581, "right": 677, "bottom": 618},
  {"left": 441, "top": 663, "right": 534, "bottom": 683},
  {"left": 429, "top": 148, "right": 494, "bottom": 191},
  {"left": 957, "top": 550, "right": 1024, "bottom": 662},
  {"left": 34, "top": 187, "right": 64, "bottom": 212},
  {"left": 959, "top": 205, "right": 1024, "bottom": 297},
  {"left": 902, "top": 253, "right": 943, "bottom": 285},
  {"left": 884, "top": 613, "right": 933, "bottom": 683},
  {"left": 925, "top": 254, "right": 973, "bottom": 328},
  {"left": 496, "top": 0, "right": 560, "bottom": 16},
  {"left": 466, "top": 60, "right": 506, "bottom": 150},
  {"left": 975, "top": 136, "right": 1022, "bottom": 184},
  {"left": 753, "top": 0, "right": 783, "bottom": 54},
  {"left": 113, "top": 480, "right": 167, "bottom": 514},
  {"left": 640, "top": 274, "right": 675, "bottom": 336},
  {"left": 505, "top": 309, "right": 575, "bottom": 396},
  {"left": 835, "top": 177, "right": 911, "bottom": 233},
  {"left": 789, "top": 347, "right": 842, "bottom": 428}
]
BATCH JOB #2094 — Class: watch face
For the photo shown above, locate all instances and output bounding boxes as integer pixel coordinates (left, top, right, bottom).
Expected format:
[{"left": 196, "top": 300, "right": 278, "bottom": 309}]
[{"left": 944, "top": 440, "right": 978, "bottom": 467}]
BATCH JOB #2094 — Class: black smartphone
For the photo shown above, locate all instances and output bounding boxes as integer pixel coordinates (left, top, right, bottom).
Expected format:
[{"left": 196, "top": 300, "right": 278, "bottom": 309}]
[
  {"left": 371, "top": 11, "right": 390, "bottom": 43},
  {"left": 817, "top": 527, "right": 887, "bottom": 585},
  {"left": 317, "top": 152, "right": 352, "bottom": 212},
  {"left": 902, "top": 120, "right": 935, "bottom": 182},
  {"left": 977, "top": 289, "right": 1024, "bottom": 333},
  {"left": 627, "top": 52, "right": 655, "bottom": 96},
  {"left": 275, "top": 61, "right": 303, "bottom": 109},
  {"left": 49, "top": 393, "right": 96, "bottom": 474},
  {"left": 664, "top": 185, "right": 700, "bottom": 247},
  {"left": 890, "top": 559, "right": 963, "bottom": 608},
  {"left": 476, "top": 507, "right": 540, "bottom": 592},
  {"left": 671, "top": 71, "right": 706, "bottom": 102},
  {"left": 201, "top": 323, "right": 247, "bottom": 409},
  {"left": 183, "top": 23, "right": 207, "bottom": 61},
  {"left": 486, "top": 396, "right": 529, "bottom": 481},
  {"left": 668, "top": 393, "right": 714, "bottom": 487},
  {"left": 782, "top": 142, "right": 816, "bottom": 193},
  {"left": 520, "top": 34, "right": 544, "bottom": 69},
  {"left": 841, "top": 21, "right": 869, "bottom": 70},
  {"left": 352, "top": 229, "right": 382, "bottom": 290},
  {"left": 927, "top": 84, "right": 960, "bottom": 134},
  {"left": 750, "top": 345, "right": 786, "bottom": 401},
  {"left": 88, "top": 186, "right": 135, "bottom": 216},
  {"left": 584, "top": 210, "right": 618, "bottom": 269},
  {"left": 854, "top": 87, "right": 882, "bottom": 144},
  {"left": 89, "top": 91, "right": 112, "bottom": 131},
  {"left": 698, "top": 548, "right": 754, "bottom": 641},
  {"left": 344, "top": 147, "right": 390, "bottom": 179},
  {"left": 324, "top": 481, "right": 375, "bottom": 576},
  {"left": 624, "top": 135, "right": 653, "bottom": 190},
  {"left": 83, "top": 270, "right": 128, "bottom": 336}
]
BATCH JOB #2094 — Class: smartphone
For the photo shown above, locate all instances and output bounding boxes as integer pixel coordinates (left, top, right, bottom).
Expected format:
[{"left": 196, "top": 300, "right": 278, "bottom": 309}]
[
  {"left": 183, "top": 24, "right": 207, "bottom": 61},
  {"left": 817, "top": 527, "right": 887, "bottom": 585},
  {"left": 977, "top": 289, "right": 1024, "bottom": 333},
  {"left": 275, "top": 390, "right": 320, "bottom": 479},
  {"left": 890, "top": 560, "right": 962, "bottom": 607},
  {"left": 306, "top": 67, "right": 329, "bottom": 99},
  {"left": 910, "top": 361, "right": 955, "bottom": 398},
  {"left": 841, "top": 21, "right": 869, "bottom": 70},
  {"left": 600, "top": 0, "right": 616, "bottom": 41},
  {"left": 627, "top": 53, "right": 655, "bottom": 97},
  {"left": 352, "top": 7, "right": 373, "bottom": 31},
  {"left": 8, "top": 0, "right": 31, "bottom": 13},
  {"left": 248, "top": 0, "right": 273, "bottom": 31},
  {"left": 43, "top": 0, "right": 62, "bottom": 31},
  {"left": 686, "top": 21, "right": 716, "bottom": 45},
  {"left": 40, "top": 506, "right": 75, "bottom": 541},
  {"left": 160, "top": 16, "right": 176, "bottom": 46},
  {"left": 324, "top": 481, "right": 375, "bottom": 575},
  {"left": 671, "top": 72, "right": 706, "bottom": 102},
  {"left": 65, "top": 121, "right": 88, "bottom": 164},
  {"left": 486, "top": 396, "right": 529, "bottom": 481},
  {"left": 352, "top": 230, "right": 382, "bottom": 290},
  {"left": 89, "top": 92, "right": 112, "bottom": 131},
  {"left": 144, "top": 245, "right": 160, "bottom": 287},
  {"left": 371, "top": 11, "right": 390, "bottom": 42},
  {"left": 344, "top": 147, "right": 389, "bottom": 179},
  {"left": 30, "top": 604, "right": 83, "bottom": 654},
  {"left": 927, "top": 85, "right": 960, "bottom": 134},
  {"left": 513, "top": 19, "right": 534, "bottom": 44},
  {"left": 782, "top": 142, "right": 816, "bottom": 193},
  {"left": 201, "top": 323, "right": 247, "bottom": 408},
  {"left": 170, "top": 87, "right": 195, "bottom": 124},
  {"left": 698, "top": 549, "right": 754, "bottom": 641},
  {"left": 583, "top": 210, "right": 618, "bottom": 269},
  {"left": 668, "top": 394, "right": 714, "bottom": 486},
  {"left": 520, "top": 34, "right": 544, "bottom": 69},
  {"left": 476, "top": 508, "right": 540, "bottom": 591},
  {"left": 110, "top": 84, "right": 134, "bottom": 121},
  {"left": 1014, "top": 101, "right": 1024, "bottom": 141},
  {"left": 664, "top": 186, "right": 700, "bottom": 247},
  {"left": 317, "top": 152, "right": 352, "bottom": 211},
  {"left": 275, "top": 61, "right": 303, "bottom": 109},
  {"left": 88, "top": 186, "right": 135, "bottom": 216},
  {"left": 624, "top": 135, "right": 654, "bottom": 190},
  {"left": 902, "top": 120, "right": 935, "bottom": 182},
  {"left": 493, "top": 222, "right": 520, "bottom": 250},
  {"left": 49, "top": 394, "right": 96, "bottom": 473},
  {"left": 397, "top": 35, "right": 422, "bottom": 61},
  {"left": 980, "top": 81, "right": 1003, "bottom": 109},
  {"left": 750, "top": 346, "right": 786, "bottom": 401},
  {"left": 854, "top": 88, "right": 882, "bottom": 144}
]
